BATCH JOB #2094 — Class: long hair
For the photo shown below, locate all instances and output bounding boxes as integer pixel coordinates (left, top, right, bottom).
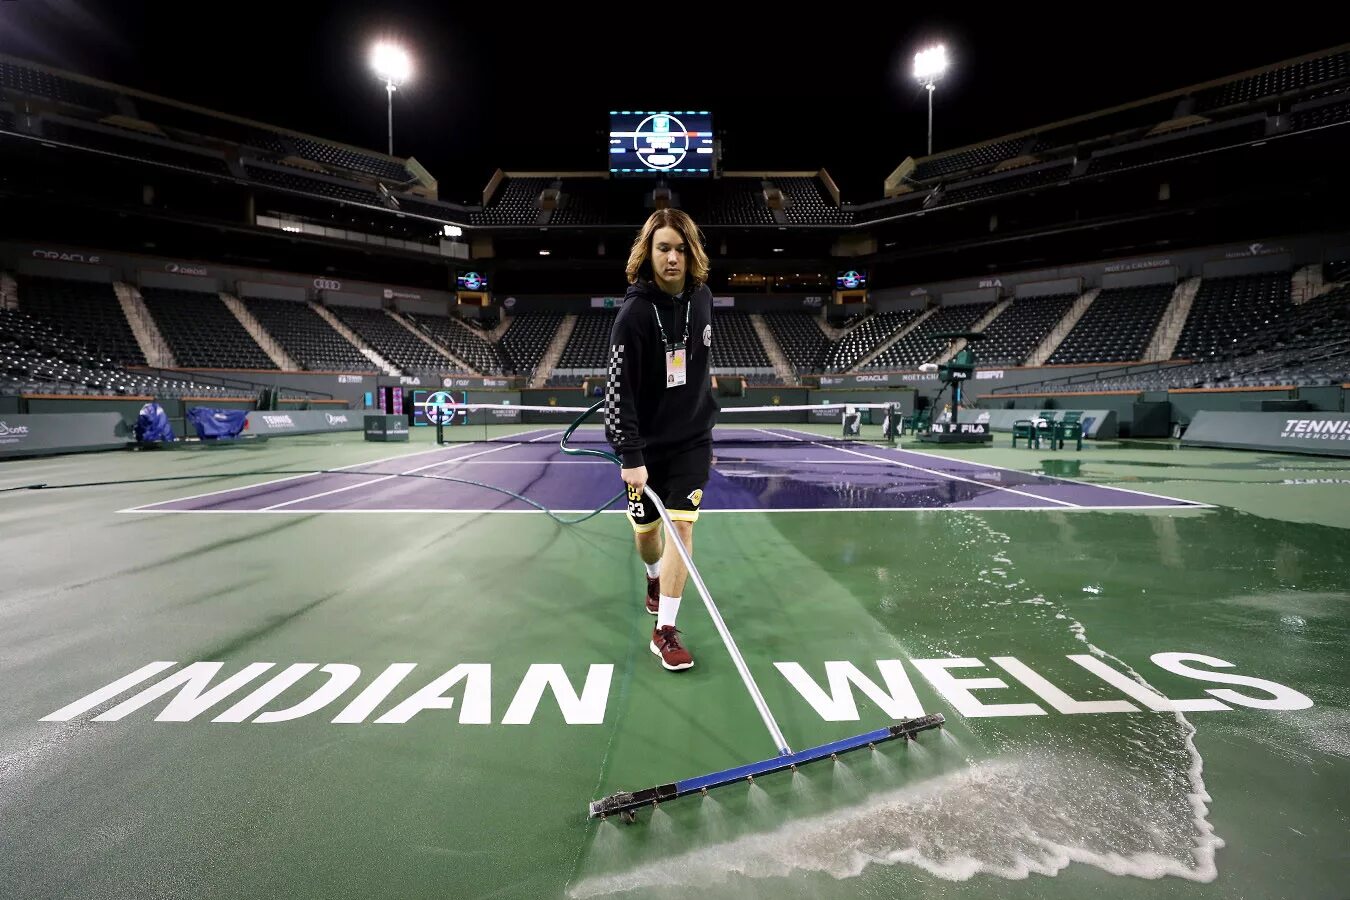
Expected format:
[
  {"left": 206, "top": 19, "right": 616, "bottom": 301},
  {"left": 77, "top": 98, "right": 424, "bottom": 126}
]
[{"left": 625, "top": 209, "right": 710, "bottom": 286}]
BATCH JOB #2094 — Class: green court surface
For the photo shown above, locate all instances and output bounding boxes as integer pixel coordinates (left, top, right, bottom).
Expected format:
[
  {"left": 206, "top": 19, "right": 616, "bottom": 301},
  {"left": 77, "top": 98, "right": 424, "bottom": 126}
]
[{"left": 1, "top": 432, "right": 1347, "bottom": 899}]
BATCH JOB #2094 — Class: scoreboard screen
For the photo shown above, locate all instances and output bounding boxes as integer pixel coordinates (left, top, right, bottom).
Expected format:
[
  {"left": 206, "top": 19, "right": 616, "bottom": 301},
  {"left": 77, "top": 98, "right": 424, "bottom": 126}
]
[
  {"left": 608, "top": 111, "right": 714, "bottom": 177},
  {"left": 412, "top": 390, "right": 468, "bottom": 427},
  {"left": 457, "top": 271, "right": 489, "bottom": 291},
  {"left": 836, "top": 269, "right": 868, "bottom": 290}
]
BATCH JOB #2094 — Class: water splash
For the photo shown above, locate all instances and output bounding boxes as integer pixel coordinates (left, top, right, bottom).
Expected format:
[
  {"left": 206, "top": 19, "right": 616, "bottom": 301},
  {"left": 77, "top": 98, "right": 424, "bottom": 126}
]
[
  {"left": 569, "top": 747, "right": 1224, "bottom": 898},
  {"left": 790, "top": 769, "right": 819, "bottom": 805}
]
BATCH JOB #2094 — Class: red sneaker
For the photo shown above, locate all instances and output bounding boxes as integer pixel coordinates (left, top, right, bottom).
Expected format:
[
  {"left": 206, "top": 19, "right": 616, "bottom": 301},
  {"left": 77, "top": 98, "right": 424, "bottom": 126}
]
[
  {"left": 650, "top": 625, "right": 694, "bottom": 671},
  {"left": 644, "top": 576, "right": 660, "bottom": 615}
]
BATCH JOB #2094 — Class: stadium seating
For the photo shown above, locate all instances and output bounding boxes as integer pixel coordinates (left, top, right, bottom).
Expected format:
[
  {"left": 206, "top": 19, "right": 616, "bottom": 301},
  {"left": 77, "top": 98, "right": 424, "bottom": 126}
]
[
  {"left": 0, "top": 306, "right": 235, "bottom": 398},
  {"left": 405, "top": 313, "right": 506, "bottom": 375},
  {"left": 243, "top": 296, "right": 372, "bottom": 371},
  {"left": 40, "top": 120, "right": 231, "bottom": 176},
  {"left": 864, "top": 303, "right": 995, "bottom": 370},
  {"left": 1172, "top": 272, "right": 1291, "bottom": 361},
  {"left": 939, "top": 162, "right": 1073, "bottom": 207},
  {"left": 472, "top": 177, "right": 550, "bottom": 226},
  {"left": 289, "top": 138, "right": 408, "bottom": 181},
  {"left": 498, "top": 312, "right": 566, "bottom": 376},
  {"left": 548, "top": 179, "right": 612, "bottom": 226},
  {"left": 328, "top": 305, "right": 457, "bottom": 374},
  {"left": 140, "top": 288, "right": 276, "bottom": 369},
  {"left": 0, "top": 59, "right": 120, "bottom": 114},
  {"left": 851, "top": 192, "right": 927, "bottom": 225},
  {"left": 558, "top": 310, "right": 617, "bottom": 368},
  {"left": 763, "top": 311, "right": 830, "bottom": 373},
  {"left": 972, "top": 293, "right": 1076, "bottom": 365},
  {"left": 710, "top": 312, "right": 769, "bottom": 368},
  {"left": 1290, "top": 95, "right": 1350, "bottom": 131},
  {"left": 1088, "top": 119, "right": 1268, "bottom": 174},
  {"left": 1048, "top": 284, "right": 1173, "bottom": 364},
  {"left": 703, "top": 179, "right": 775, "bottom": 226},
  {"left": 1325, "top": 258, "right": 1350, "bottom": 283},
  {"left": 16, "top": 275, "right": 145, "bottom": 365},
  {"left": 912, "top": 137, "right": 1026, "bottom": 182},
  {"left": 1196, "top": 51, "right": 1350, "bottom": 111},
  {"left": 1004, "top": 285, "right": 1350, "bottom": 395},
  {"left": 243, "top": 164, "right": 380, "bottom": 205},
  {"left": 776, "top": 177, "right": 853, "bottom": 225},
  {"left": 131, "top": 98, "right": 291, "bottom": 153},
  {"left": 826, "top": 309, "right": 922, "bottom": 371}
]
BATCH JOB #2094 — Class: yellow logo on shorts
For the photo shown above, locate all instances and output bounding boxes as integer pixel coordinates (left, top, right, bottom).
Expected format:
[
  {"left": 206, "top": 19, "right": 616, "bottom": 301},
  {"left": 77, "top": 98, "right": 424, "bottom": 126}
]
[
  {"left": 687, "top": 489, "right": 703, "bottom": 507},
  {"left": 627, "top": 485, "right": 643, "bottom": 502}
]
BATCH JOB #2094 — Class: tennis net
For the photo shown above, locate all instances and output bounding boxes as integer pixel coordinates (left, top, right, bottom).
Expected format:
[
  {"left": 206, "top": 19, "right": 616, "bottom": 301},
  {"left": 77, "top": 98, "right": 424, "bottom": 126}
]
[{"left": 430, "top": 402, "right": 904, "bottom": 446}]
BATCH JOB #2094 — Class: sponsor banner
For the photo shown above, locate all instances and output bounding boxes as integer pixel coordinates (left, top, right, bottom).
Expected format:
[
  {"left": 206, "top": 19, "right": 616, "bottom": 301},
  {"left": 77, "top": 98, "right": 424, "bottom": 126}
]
[
  {"left": 383, "top": 288, "right": 423, "bottom": 301},
  {"left": 314, "top": 278, "right": 343, "bottom": 291},
  {"left": 1104, "top": 257, "right": 1172, "bottom": 274},
  {"left": 165, "top": 262, "right": 209, "bottom": 277},
  {"left": 590, "top": 297, "right": 623, "bottom": 308},
  {"left": 819, "top": 374, "right": 906, "bottom": 388},
  {"left": 1223, "top": 241, "right": 1287, "bottom": 260},
  {"left": 441, "top": 376, "right": 512, "bottom": 389},
  {"left": 0, "top": 413, "right": 126, "bottom": 458},
  {"left": 337, "top": 375, "right": 365, "bottom": 384},
  {"left": 712, "top": 296, "right": 735, "bottom": 308},
  {"left": 1182, "top": 411, "right": 1350, "bottom": 457},
  {"left": 244, "top": 410, "right": 363, "bottom": 436},
  {"left": 364, "top": 414, "right": 410, "bottom": 442},
  {"left": 929, "top": 421, "right": 990, "bottom": 436},
  {"left": 31, "top": 249, "right": 103, "bottom": 264},
  {"left": 818, "top": 372, "right": 1003, "bottom": 388},
  {"left": 801, "top": 296, "right": 824, "bottom": 308}
]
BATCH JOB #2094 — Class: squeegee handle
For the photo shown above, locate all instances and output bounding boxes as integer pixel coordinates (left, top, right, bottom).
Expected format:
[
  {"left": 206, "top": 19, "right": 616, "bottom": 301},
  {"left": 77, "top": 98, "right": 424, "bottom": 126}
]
[{"left": 562, "top": 401, "right": 793, "bottom": 756}]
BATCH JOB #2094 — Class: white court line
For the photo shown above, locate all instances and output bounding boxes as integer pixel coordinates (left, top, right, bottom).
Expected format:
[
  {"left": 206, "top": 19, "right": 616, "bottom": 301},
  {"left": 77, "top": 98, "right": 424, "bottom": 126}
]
[
  {"left": 771, "top": 428, "right": 1209, "bottom": 509},
  {"left": 119, "top": 504, "right": 1205, "bottom": 515},
  {"left": 883, "top": 441, "right": 1212, "bottom": 508},
  {"left": 755, "top": 428, "right": 1082, "bottom": 508},
  {"left": 260, "top": 440, "right": 537, "bottom": 510},
  {"left": 119, "top": 428, "right": 553, "bottom": 513},
  {"left": 424, "top": 459, "right": 611, "bottom": 464}
]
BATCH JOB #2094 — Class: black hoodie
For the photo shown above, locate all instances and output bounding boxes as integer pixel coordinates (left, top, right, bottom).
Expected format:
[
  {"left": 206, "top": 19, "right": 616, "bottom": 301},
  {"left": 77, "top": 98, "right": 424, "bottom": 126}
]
[{"left": 604, "top": 279, "right": 718, "bottom": 467}]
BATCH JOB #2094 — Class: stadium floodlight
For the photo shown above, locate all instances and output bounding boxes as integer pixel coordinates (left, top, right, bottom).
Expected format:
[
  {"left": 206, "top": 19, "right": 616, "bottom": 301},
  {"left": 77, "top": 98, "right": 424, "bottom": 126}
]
[
  {"left": 913, "top": 44, "right": 948, "bottom": 156},
  {"left": 370, "top": 41, "right": 412, "bottom": 156}
]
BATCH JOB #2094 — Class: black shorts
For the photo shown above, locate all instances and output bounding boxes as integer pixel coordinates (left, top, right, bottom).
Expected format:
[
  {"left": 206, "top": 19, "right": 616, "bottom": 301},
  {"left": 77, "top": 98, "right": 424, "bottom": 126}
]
[{"left": 626, "top": 443, "right": 711, "bottom": 532}]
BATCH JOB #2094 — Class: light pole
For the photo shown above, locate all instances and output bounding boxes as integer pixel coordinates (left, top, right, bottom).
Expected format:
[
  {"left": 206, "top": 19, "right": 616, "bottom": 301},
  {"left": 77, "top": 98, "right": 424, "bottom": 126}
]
[
  {"left": 913, "top": 44, "right": 948, "bottom": 157},
  {"left": 370, "top": 41, "right": 412, "bottom": 156}
]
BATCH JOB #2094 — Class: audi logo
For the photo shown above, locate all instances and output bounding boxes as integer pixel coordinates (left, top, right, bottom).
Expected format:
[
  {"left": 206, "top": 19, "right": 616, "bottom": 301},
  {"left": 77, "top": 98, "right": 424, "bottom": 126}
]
[{"left": 313, "top": 278, "right": 342, "bottom": 291}]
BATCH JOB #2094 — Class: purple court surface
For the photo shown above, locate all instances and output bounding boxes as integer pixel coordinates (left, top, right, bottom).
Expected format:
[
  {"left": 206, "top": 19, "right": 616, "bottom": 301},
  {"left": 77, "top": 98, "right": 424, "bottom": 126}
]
[{"left": 124, "top": 427, "right": 1203, "bottom": 515}]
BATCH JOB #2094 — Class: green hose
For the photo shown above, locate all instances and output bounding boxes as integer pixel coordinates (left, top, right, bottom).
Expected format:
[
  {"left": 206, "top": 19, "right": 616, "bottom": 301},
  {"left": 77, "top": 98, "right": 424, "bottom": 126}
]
[{"left": 558, "top": 399, "right": 623, "bottom": 467}]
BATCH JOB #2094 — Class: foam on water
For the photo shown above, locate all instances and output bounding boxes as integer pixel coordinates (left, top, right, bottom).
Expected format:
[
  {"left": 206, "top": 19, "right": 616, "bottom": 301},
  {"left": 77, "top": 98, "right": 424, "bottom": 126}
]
[
  {"left": 572, "top": 513, "right": 1228, "bottom": 897},
  {"left": 569, "top": 750, "right": 1220, "bottom": 898}
]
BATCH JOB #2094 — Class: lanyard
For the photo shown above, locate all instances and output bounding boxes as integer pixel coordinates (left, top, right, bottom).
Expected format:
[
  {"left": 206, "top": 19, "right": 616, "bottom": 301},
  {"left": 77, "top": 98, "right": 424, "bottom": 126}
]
[{"left": 651, "top": 293, "right": 691, "bottom": 350}]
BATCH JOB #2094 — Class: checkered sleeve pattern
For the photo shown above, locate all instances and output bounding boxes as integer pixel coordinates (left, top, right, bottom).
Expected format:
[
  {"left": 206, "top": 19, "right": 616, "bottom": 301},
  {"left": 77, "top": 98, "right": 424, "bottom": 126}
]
[{"left": 604, "top": 343, "right": 624, "bottom": 444}]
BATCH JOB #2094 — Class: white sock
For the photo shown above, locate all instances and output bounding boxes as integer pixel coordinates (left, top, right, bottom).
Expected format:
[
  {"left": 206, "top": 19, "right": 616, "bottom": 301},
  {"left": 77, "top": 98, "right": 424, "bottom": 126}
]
[
  {"left": 656, "top": 594, "right": 681, "bottom": 629},
  {"left": 644, "top": 561, "right": 661, "bottom": 579}
]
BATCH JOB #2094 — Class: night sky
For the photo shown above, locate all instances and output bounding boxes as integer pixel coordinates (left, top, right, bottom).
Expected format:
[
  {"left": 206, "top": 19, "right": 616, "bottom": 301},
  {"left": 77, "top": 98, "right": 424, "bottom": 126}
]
[{"left": 0, "top": 2, "right": 1332, "bottom": 204}]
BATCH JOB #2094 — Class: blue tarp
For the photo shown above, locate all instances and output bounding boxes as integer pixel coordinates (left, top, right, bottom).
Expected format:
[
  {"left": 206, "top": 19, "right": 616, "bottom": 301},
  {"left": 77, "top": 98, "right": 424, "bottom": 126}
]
[
  {"left": 186, "top": 407, "right": 249, "bottom": 440},
  {"left": 134, "top": 402, "right": 176, "bottom": 442}
]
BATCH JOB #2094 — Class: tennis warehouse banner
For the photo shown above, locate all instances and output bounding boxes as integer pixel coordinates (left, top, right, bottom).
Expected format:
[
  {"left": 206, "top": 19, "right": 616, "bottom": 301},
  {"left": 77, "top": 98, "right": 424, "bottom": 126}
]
[
  {"left": 1182, "top": 411, "right": 1350, "bottom": 457},
  {"left": 243, "top": 410, "right": 363, "bottom": 436}
]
